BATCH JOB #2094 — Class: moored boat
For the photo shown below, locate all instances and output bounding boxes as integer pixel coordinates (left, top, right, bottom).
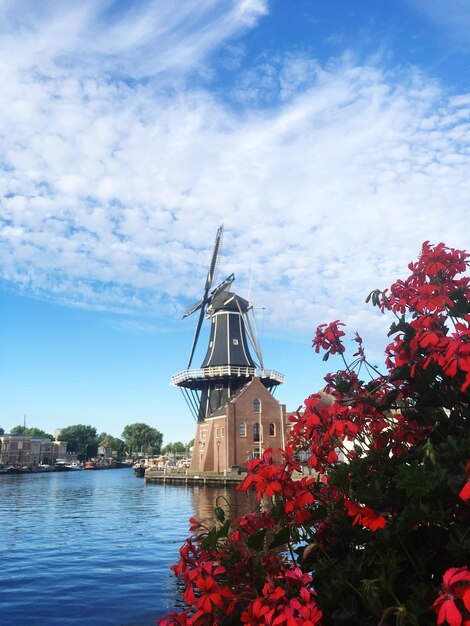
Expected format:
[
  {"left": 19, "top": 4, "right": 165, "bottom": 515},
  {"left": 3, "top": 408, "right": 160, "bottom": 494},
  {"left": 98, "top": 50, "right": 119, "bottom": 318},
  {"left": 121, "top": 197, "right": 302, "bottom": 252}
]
[
  {"left": 67, "top": 461, "right": 83, "bottom": 470},
  {"left": 133, "top": 463, "right": 146, "bottom": 477},
  {"left": 0, "top": 465, "right": 25, "bottom": 475},
  {"left": 53, "top": 459, "right": 81, "bottom": 472},
  {"left": 33, "top": 464, "right": 53, "bottom": 472}
]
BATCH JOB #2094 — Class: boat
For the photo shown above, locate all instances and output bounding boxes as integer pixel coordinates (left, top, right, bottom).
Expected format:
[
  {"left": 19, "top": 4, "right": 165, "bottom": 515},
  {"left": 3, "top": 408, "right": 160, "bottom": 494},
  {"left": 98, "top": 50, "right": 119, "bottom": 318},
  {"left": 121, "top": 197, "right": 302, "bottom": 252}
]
[
  {"left": 0, "top": 465, "right": 25, "bottom": 475},
  {"left": 83, "top": 461, "right": 96, "bottom": 470},
  {"left": 67, "top": 461, "right": 83, "bottom": 471},
  {"left": 133, "top": 463, "right": 146, "bottom": 478},
  {"left": 33, "top": 464, "right": 53, "bottom": 473},
  {"left": 53, "top": 459, "right": 81, "bottom": 472}
]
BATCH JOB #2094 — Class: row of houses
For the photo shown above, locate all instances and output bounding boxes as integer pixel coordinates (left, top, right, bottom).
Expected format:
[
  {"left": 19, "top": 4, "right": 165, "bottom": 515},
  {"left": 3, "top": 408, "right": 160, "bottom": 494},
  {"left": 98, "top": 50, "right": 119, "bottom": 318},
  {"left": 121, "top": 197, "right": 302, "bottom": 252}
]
[{"left": 0, "top": 435, "right": 68, "bottom": 466}]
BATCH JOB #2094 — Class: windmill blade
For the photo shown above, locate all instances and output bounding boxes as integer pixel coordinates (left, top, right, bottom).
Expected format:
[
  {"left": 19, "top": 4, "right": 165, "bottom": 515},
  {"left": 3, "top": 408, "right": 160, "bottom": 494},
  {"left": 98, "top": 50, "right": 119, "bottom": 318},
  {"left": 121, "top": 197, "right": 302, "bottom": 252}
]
[
  {"left": 187, "top": 303, "right": 206, "bottom": 369},
  {"left": 207, "top": 274, "right": 235, "bottom": 313},
  {"left": 205, "top": 225, "right": 224, "bottom": 292},
  {"left": 210, "top": 273, "right": 235, "bottom": 299},
  {"left": 182, "top": 298, "right": 204, "bottom": 319},
  {"left": 185, "top": 225, "right": 224, "bottom": 368},
  {"left": 244, "top": 306, "right": 264, "bottom": 368}
]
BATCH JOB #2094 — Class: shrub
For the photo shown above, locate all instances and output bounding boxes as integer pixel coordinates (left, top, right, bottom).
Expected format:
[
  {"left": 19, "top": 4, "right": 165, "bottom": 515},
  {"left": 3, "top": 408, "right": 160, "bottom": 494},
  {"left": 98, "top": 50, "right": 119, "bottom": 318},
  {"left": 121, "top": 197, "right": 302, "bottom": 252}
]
[{"left": 160, "top": 242, "right": 470, "bottom": 626}]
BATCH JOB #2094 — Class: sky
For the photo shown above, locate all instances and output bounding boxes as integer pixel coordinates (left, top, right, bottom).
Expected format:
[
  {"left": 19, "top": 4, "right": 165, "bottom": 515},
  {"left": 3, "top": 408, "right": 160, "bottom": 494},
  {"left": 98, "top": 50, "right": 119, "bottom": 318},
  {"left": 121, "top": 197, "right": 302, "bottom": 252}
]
[{"left": 1, "top": 0, "right": 469, "bottom": 445}]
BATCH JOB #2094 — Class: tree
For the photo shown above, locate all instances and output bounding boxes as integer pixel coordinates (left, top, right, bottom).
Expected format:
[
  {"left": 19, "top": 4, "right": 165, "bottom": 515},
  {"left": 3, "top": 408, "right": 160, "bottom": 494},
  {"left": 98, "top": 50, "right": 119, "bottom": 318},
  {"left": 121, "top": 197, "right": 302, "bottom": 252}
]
[
  {"left": 162, "top": 441, "right": 186, "bottom": 456},
  {"left": 122, "top": 423, "right": 162, "bottom": 456},
  {"left": 98, "top": 433, "right": 126, "bottom": 459},
  {"left": 160, "top": 242, "right": 470, "bottom": 626},
  {"left": 10, "top": 425, "right": 53, "bottom": 439},
  {"left": 10, "top": 425, "right": 27, "bottom": 435},
  {"left": 0, "top": 427, "right": 4, "bottom": 435},
  {"left": 59, "top": 424, "right": 98, "bottom": 460}
]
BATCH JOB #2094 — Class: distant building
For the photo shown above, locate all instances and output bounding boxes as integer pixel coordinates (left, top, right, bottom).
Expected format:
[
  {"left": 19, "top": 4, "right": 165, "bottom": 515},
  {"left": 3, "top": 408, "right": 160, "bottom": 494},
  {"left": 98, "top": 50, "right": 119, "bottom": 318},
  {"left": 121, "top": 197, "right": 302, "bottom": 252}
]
[{"left": 0, "top": 435, "right": 67, "bottom": 466}]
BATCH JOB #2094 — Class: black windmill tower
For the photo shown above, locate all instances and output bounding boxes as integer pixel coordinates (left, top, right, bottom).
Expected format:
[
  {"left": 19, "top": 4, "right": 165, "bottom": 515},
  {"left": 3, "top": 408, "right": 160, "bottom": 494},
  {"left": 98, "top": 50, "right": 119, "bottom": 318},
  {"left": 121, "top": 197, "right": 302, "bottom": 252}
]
[{"left": 172, "top": 226, "right": 284, "bottom": 422}]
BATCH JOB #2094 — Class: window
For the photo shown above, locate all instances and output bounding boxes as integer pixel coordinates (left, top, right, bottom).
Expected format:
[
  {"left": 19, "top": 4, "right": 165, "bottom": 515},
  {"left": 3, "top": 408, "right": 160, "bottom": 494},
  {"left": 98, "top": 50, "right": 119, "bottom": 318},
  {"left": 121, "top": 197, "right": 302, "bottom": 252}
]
[
  {"left": 253, "top": 399, "right": 261, "bottom": 413},
  {"left": 269, "top": 423, "right": 276, "bottom": 437},
  {"left": 253, "top": 423, "right": 260, "bottom": 442},
  {"left": 221, "top": 427, "right": 225, "bottom": 437},
  {"left": 216, "top": 427, "right": 219, "bottom": 437},
  {"left": 239, "top": 423, "right": 246, "bottom": 437}
]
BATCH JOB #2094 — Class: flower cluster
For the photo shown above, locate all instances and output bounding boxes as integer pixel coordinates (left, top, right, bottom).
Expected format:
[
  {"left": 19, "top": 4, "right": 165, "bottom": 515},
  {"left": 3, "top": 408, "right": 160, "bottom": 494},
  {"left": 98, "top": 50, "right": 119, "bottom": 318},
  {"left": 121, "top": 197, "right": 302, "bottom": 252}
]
[
  {"left": 432, "top": 567, "right": 470, "bottom": 626},
  {"left": 240, "top": 569, "right": 322, "bottom": 625},
  {"left": 160, "top": 242, "right": 470, "bottom": 626},
  {"left": 344, "top": 499, "right": 386, "bottom": 531}
]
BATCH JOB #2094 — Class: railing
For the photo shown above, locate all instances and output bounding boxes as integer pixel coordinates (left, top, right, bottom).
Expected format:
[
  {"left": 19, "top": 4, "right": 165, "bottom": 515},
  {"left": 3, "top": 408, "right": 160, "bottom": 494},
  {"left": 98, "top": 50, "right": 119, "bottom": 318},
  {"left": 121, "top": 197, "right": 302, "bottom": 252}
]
[{"left": 171, "top": 366, "right": 284, "bottom": 385}]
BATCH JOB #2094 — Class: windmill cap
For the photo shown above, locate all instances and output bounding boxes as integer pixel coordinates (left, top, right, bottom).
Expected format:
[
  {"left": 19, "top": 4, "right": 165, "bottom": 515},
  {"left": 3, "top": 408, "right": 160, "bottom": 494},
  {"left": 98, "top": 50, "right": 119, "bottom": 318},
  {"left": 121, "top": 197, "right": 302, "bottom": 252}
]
[{"left": 208, "top": 292, "right": 250, "bottom": 314}]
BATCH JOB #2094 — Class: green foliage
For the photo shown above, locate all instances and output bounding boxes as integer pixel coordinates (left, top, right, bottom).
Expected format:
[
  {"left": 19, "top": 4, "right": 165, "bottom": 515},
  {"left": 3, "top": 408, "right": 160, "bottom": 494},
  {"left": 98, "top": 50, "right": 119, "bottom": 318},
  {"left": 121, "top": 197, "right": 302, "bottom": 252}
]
[
  {"left": 122, "top": 422, "right": 163, "bottom": 455},
  {"left": 309, "top": 433, "right": 469, "bottom": 624},
  {"left": 59, "top": 424, "right": 98, "bottom": 459},
  {"left": 162, "top": 441, "right": 186, "bottom": 455},
  {"left": 10, "top": 425, "right": 53, "bottom": 439},
  {"left": 98, "top": 432, "right": 126, "bottom": 458}
]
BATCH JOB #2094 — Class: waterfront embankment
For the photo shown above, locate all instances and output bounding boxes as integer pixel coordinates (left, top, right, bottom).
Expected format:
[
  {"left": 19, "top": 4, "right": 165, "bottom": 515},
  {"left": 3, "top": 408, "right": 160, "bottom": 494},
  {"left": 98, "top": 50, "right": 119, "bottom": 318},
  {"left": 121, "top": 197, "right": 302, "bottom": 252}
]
[{"left": 145, "top": 467, "right": 244, "bottom": 486}]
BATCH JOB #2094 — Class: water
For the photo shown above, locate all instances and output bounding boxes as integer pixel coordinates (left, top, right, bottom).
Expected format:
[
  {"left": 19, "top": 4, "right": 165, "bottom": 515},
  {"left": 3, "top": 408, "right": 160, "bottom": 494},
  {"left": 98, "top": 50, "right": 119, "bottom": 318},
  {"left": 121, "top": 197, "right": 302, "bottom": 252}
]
[{"left": 0, "top": 469, "right": 257, "bottom": 625}]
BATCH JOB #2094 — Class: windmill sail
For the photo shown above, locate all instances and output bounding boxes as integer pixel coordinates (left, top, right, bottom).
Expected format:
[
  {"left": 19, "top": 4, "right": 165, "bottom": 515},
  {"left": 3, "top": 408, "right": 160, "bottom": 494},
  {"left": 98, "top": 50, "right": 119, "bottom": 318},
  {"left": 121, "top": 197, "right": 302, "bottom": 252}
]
[
  {"left": 186, "top": 225, "right": 224, "bottom": 368},
  {"left": 172, "top": 226, "right": 284, "bottom": 422}
]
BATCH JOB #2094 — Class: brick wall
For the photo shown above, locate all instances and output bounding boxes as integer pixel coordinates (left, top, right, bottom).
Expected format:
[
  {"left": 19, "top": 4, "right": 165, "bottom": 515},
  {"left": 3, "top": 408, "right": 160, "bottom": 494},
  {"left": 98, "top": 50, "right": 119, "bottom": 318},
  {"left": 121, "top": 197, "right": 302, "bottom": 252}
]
[{"left": 190, "top": 378, "right": 286, "bottom": 472}]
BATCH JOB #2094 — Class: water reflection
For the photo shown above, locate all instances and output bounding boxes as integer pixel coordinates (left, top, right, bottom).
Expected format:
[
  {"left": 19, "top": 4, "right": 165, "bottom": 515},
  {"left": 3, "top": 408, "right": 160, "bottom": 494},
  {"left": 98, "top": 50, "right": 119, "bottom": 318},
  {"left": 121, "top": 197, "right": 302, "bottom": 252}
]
[
  {"left": 0, "top": 471, "right": 259, "bottom": 625},
  {"left": 189, "top": 484, "right": 259, "bottom": 525}
]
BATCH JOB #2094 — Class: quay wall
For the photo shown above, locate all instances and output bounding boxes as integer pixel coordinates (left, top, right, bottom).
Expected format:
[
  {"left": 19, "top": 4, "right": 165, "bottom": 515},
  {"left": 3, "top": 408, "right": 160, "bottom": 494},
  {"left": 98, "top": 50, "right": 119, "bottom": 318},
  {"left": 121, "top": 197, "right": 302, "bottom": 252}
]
[{"left": 144, "top": 468, "right": 244, "bottom": 486}]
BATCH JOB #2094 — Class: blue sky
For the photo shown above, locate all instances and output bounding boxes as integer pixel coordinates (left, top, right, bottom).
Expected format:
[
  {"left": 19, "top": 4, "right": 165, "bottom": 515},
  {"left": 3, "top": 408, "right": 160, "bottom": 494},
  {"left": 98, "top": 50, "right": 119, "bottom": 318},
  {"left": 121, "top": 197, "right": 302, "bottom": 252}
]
[{"left": 1, "top": 0, "right": 469, "bottom": 444}]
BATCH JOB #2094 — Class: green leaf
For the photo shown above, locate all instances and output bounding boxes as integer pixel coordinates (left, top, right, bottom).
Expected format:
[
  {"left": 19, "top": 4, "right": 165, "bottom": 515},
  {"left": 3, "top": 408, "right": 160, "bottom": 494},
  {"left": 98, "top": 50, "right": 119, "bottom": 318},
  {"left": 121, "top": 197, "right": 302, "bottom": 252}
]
[
  {"left": 214, "top": 506, "right": 226, "bottom": 523},
  {"left": 366, "top": 289, "right": 382, "bottom": 307},
  {"left": 246, "top": 528, "right": 268, "bottom": 551},
  {"left": 201, "top": 526, "right": 218, "bottom": 550},
  {"left": 218, "top": 519, "right": 231, "bottom": 538},
  {"left": 393, "top": 464, "right": 446, "bottom": 498}
]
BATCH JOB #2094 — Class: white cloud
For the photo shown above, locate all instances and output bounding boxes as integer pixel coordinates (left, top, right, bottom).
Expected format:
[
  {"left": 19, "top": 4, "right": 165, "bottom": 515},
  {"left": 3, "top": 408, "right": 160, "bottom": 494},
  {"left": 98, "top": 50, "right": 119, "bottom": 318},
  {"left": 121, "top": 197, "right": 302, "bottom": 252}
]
[
  {"left": 0, "top": 0, "right": 268, "bottom": 78},
  {"left": 0, "top": 0, "right": 469, "bottom": 362}
]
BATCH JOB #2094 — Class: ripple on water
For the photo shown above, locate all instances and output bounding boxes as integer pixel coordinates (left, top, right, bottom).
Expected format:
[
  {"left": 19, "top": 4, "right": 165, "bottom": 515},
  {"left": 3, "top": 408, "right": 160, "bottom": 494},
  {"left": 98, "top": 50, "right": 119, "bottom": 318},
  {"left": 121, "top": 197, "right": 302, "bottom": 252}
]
[{"left": 0, "top": 470, "right": 257, "bottom": 625}]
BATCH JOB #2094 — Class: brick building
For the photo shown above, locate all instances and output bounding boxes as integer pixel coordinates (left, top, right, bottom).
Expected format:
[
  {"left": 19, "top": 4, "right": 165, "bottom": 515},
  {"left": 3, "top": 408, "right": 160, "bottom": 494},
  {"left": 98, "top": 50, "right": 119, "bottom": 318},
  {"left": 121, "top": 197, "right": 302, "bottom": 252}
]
[
  {"left": 0, "top": 435, "right": 67, "bottom": 466},
  {"left": 190, "top": 377, "right": 287, "bottom": 473}
]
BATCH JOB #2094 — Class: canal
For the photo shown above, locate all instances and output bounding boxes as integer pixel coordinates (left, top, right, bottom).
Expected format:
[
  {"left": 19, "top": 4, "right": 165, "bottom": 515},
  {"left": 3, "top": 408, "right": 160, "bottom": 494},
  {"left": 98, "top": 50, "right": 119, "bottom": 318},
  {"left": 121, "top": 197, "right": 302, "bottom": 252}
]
[{"left": 0, "top": 468, "right": 257, "bottom": 625}]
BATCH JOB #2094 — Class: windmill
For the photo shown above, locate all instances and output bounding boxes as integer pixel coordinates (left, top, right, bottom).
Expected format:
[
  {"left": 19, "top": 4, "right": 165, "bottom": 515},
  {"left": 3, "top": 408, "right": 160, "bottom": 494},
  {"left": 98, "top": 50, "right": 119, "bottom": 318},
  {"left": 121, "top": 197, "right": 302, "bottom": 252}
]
[{"left": 172, "top": 226, "right": 284, "bottom": 422}]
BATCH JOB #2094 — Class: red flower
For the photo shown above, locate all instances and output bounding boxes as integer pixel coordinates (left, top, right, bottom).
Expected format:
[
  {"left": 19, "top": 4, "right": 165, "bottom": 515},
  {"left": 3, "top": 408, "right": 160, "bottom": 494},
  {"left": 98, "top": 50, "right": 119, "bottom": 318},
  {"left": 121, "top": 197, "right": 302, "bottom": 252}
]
[
  {"left": 238, "top": 450, "right": 286, "bottom": 501},
  {"left": 459, "top": 481, "right": 470, "bottom": 502},
  {"left": 432, "top": 567, "right": 470, "bottom": 626},
  {"left": 344, "top": 499, "right": 386, "bottom": 531},
  {"left": 459, "top": 461, "right": 470, "bottom": 502},
  {"left": 312, "top": 321, "right": 346, "bottom": 360}
]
